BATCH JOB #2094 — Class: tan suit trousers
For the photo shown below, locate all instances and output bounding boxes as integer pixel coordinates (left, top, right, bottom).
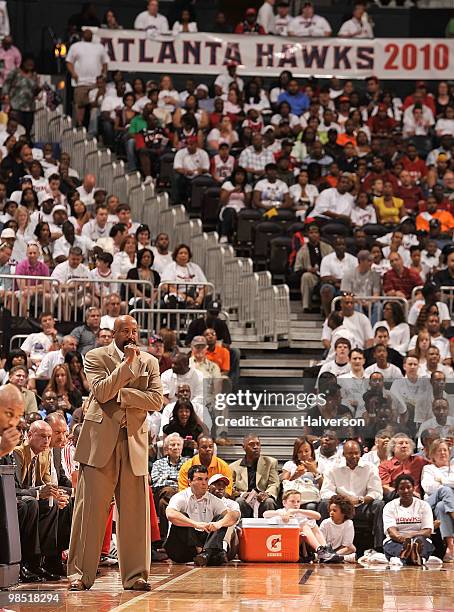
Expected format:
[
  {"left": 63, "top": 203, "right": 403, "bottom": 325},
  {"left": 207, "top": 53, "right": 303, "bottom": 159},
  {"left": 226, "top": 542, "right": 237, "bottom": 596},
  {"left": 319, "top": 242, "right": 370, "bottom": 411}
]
[{"left": 68, "top": 428, "right": 150, "bottom": 589}]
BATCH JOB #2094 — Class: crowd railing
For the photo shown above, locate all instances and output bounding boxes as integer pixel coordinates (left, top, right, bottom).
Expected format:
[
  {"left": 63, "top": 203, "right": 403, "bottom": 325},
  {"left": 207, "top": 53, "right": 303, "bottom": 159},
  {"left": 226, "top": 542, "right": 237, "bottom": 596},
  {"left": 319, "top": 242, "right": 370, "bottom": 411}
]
[
  {"left": 411, "top": 285, "right": 454, "bottom": 313},
  {"left": 331, "top": 295, "right": 409, "bottom": 319},
  {"left": 62, "top": 277, "right": 155, "bottom": 321},
  {"left": 0, "top": 274, "right": 62, "bottom": 319}
]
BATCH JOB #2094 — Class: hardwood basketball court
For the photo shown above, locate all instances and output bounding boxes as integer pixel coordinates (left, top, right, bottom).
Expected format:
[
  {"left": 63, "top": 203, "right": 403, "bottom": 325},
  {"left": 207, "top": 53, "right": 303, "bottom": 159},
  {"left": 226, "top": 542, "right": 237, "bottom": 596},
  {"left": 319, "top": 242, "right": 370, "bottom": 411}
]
[{"left": 5, "top": 563, "right": 454, "bottom": 611}]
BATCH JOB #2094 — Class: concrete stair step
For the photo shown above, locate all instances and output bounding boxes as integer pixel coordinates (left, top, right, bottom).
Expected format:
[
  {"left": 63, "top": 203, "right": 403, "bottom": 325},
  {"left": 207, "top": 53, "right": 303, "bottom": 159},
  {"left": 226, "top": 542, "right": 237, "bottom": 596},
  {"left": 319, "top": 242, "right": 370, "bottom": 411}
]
[
  {"left": 239, "top": 368, "right": 304, "bottom": 377},
  {"left": 239, "top": 358, "right": 312, "bottom": 368},
  {"left": 231, "top": 341, "right": 281, "bottom": 350},
  {"left": 289, "top": 330, "right": 322, "bottom": 341},
  {"left": 289, "top": 340, "right": 323, "bottom": 349}
]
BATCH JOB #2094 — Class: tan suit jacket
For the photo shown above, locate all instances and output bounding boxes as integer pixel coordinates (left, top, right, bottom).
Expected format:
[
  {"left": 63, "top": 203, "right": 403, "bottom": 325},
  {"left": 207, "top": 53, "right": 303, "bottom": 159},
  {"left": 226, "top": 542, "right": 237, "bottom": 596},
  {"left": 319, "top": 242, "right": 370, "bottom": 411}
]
[
  {"left": 13, "top": 442, "right": 51, "bottom": 497},
  {"left": 75, "top": 343, "right": 163, "bottom": 476},
  {"left": 294, "top": 240, "right": 333, "bottom": 272},
  {"left": 229, "top": 455, "right": 280, "bottom": 499}
]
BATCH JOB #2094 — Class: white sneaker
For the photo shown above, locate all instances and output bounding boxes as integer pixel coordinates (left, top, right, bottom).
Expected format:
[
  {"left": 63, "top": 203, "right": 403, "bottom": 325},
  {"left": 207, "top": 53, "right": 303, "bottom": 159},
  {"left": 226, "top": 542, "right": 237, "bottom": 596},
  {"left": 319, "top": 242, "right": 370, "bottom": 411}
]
[
  {"left": 343, "top": 553, "right": 356, "bottom": 563},
  {"left": 389, "top": 557, "right": 403, "bottom": 567}
]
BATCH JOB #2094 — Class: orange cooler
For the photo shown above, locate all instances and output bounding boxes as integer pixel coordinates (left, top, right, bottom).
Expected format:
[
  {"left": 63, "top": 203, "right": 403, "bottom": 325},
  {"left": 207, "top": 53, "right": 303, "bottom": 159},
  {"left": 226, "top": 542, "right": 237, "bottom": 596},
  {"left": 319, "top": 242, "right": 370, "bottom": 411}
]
[{"left": 239, "top": 519, "right": 300, "bottom": 562}]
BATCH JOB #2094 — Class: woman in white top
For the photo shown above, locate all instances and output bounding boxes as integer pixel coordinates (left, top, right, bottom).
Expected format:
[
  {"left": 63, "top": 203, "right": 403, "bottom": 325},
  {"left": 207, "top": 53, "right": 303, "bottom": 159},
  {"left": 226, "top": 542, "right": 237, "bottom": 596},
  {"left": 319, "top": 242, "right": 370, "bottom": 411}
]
[
  {"left": 161, "top": 243, "right": 207, "bottom": 308},
  {"left": 435, "top": 105, "right": 454, "bottom": 138},
  {"left": 13, "top": 205, "right": 37, "bottom": 262},
  {"left": 289, "top": 170, "right": 319, "bottom": 220},
  {"left": 113, "top": 235, "right": 137, "bottom": 278},
  {"left": 383, "top": 473, "right": 434, "bottom": 565},
  {"left": 207, "top": 116, "right": 239, "bottom": 153},
  {"left": 421, "top": 439, "right": 454, "bottom": 562},
  {"left": 373, "top": 301, "right": 410, "bottom": 355},
  {"left": 223, "top": 88, "right": 243, "bottom": 116},
  {"left": 218, "top": 168, "right": 252, "bottom": 243},
  {"left": 172, "top": 9, "right": 198, "bottom": 34},
  {"left": 281, "top": 437, "right": 322, "bottom": 509}
]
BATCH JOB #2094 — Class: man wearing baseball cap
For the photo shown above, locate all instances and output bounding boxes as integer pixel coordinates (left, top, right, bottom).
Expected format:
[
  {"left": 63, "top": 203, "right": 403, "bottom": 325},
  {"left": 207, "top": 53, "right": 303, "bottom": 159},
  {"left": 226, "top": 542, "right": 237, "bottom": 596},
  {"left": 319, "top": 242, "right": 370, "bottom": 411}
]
[
  {"left": 148, "top": 334, "right": 172, "bottom": 374},
  {"left": 208, "top": 474, "right": 241, "bottom": 560},
  {"left": 234, "top": 8, "right": 265, "bottom": 35},
  {"left": 171, "top": 135, "right": 210, "bottom": 205}
]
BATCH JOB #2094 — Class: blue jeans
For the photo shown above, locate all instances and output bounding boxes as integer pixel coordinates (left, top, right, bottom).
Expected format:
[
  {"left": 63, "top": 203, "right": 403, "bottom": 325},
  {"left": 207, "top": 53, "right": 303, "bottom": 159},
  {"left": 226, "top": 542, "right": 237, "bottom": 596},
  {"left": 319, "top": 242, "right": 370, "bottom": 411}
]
[
  {"left": 384, "top": 536, "right": 434, "bottom": 562},
  {"left": 426, "top": 485, "right": 454, "bottom": 539}
]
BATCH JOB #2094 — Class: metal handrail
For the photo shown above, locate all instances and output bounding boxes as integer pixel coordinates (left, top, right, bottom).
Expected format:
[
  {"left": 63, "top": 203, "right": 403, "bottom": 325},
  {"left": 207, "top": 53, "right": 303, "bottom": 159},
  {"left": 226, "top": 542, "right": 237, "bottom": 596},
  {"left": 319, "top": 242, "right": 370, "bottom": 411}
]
[
  {"left": 0, "top": 274, "right": 62, "bottom": 319},
  {"left": 331, "top": 295, "right": 409, "bottom": 319}
]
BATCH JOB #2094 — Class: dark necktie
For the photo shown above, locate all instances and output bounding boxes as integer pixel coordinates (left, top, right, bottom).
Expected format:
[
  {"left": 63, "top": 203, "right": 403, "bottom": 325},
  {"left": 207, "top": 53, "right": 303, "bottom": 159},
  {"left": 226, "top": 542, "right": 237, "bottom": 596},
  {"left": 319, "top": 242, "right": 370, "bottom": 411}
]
[{"left": 30, "top": 456, "right": 37, "bottom": 487}]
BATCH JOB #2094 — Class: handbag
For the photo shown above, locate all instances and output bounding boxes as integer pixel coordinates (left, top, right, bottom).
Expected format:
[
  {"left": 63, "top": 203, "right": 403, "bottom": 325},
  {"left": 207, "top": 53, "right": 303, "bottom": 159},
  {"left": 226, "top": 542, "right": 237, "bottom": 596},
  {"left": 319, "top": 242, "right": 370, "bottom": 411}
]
[{"left": 282, "top": 475, "right": 321, "bottom": 503}]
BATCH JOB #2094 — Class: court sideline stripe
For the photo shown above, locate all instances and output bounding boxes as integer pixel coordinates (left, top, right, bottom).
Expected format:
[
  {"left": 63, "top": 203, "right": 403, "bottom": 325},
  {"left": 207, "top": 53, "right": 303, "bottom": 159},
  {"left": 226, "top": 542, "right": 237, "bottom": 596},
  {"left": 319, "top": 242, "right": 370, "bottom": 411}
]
[
  {"left": 299, "top": 569, "right": 313, "bottom": 585},
  {"left": 109, "top": 568, "right": 200, "bottom": 611}
]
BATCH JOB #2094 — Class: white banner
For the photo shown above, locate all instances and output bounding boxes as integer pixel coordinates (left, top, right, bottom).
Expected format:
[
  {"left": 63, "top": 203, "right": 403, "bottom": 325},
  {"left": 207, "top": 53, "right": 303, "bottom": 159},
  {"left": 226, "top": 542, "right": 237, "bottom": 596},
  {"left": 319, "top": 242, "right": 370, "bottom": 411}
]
[{"left": 92, "top": 29, "right": 454, "bottom": 80}]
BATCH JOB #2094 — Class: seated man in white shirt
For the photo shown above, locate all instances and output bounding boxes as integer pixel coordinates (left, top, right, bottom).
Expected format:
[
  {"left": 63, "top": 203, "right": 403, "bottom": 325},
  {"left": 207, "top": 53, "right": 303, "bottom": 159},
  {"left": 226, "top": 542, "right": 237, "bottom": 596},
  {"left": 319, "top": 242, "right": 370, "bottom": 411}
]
[
  {"left": 208, "top": 474, "right": 241, "bottom": 561},
  {"left": 82, "top": 205, "right": 113, "bottom": 242},
  {"left": 21, "top": 311, "right": 60, "bottom": 358},
  {"left": 160, "top": 353, "right": 204, "bottom": 406},
  {"left": 417, "top": 345, "right": 454, "bottom": 379},
  {"left": 288, "top": 1, "right": 332, "bottom": 36},
  {"left": 164, "top": 465, "right": 239, "bottom": 566},
  {"left": 151, "top": 232, "right": 172, "bottom": 275},
  {"left": 99, "top": 293, "right": 122, "bottom": 330},
  {"left": 134, "top": 0, "right": 169, "bottom": 33},
  {"left": 318, "top": 337, "right": 351, "bottom": 379},
  {"left": 336, "top": 293, "right": 374, "bottom": 350},
  {"left": 311, "top": 175, "right": 355, "bottom": 225},
  {"left": 35, "top": 335, "right": 78, "bottom": 381},
  {"left": 51, "top": 246, "right": 92, "bottom": 315},
  {"left": 252, "top": 163, "right": 292, "bottom": 211},
  {"left": 319, "top": 238, "right": 357, "bottom": 317},
  {"left": 338, "top": 2, "right": 373, "bottom": 38},
  {"left": 53, "top": 221, "right": 92, "bottom": 264},
  {"left": 76, "top": 174, "right": 97, "bottom": 211},
  {"left": 171, "top": 136, "right": 210, "bottom": 205},
  {"left": 364, "top": 344, "right": 403, "bottom": 381},
  {"left": 315, "top": 430, "right": 344, "bottom": 475},
  {"left": 320, "top": 440, "right": 385, "bottom": 550},
  {"left": 416, "top": 398, "right": 454, "bottom": 443}
]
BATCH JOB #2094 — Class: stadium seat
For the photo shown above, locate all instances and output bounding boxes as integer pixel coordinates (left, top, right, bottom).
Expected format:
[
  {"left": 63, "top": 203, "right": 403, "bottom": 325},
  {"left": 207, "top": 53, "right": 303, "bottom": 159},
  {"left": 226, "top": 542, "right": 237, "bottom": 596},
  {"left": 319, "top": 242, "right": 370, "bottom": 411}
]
[
  {"left": 320, "top": 222, "right": 351, "bottom": 239},
  {"left": 189, "top": 176, "right": 218, "bottom": 213},
  {"left": 269, "top": 236, "right": 292, "bottom": 280},
  {"left": 236, "top": 209, "right": 262, "bottom": 254},
  {"left": 157, "top": 152, "right": 175, "bottom": 187},
  {"left": 254, "top": 221, "right": 283, "bottom": 267},
  {"left": 273, "top": 209, "right": 297, "bottom": 233},
  {"left": 362, "top": 224, "right": 389, "bottom": 239},
  {"left": 201, "top": 187, "right": 221, "bottom": 230}
]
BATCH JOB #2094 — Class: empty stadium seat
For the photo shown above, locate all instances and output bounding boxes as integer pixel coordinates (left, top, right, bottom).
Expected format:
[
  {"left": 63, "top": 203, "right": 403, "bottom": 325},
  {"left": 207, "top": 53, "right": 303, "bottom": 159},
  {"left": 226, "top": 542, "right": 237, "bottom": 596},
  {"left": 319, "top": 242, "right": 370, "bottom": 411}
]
[
  {"left": 269, "top": 236, "right": 292, "bottom": 279},
  {"left": 320, "top": 222, "right": 350, "bottom": 239},
  {"left": 236, "top": 209, "right": 262, "bottom": 253},
  {"left": 254, "top": 221, "right": 283, "bottom": 267},
  {"left": 362, "top": 223, "right": 389, "bottom": 239},
  {"left": 189, "top": 176, "right": 218, "bottom": 213},
  {"left": 201, "top": 187, "right": 221, "bottom": 230}
]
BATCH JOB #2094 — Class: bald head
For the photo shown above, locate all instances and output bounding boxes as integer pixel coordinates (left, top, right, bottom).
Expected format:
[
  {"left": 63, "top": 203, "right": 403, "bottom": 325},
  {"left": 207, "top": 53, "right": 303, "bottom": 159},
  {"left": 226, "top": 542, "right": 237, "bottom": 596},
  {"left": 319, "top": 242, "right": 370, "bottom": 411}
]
[
  {"left": 45, "top": 413, "right": 68, "bottom": 448},
  {"left": 83, "top": 174, "right": 96, "bottom": 190},
  {"left": 113, "top": 315, "right": 139, "bottom": 350},
  {"left": 343, "top": 439, "right": 362, "bottom": 469},
  {"left": 28, "top": 420, "right": 52, "bottom": 454},
  {"left": 0, "top": 384, "right": 24, "bottom": 434}
]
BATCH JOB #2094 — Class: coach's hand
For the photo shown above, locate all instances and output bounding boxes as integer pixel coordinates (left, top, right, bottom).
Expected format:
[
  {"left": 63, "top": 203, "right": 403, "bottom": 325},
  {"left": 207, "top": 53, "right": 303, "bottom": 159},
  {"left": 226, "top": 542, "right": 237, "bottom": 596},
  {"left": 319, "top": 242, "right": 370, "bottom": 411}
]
[{"left": 124, "top": 343, "right": 140, "bottom": 364}]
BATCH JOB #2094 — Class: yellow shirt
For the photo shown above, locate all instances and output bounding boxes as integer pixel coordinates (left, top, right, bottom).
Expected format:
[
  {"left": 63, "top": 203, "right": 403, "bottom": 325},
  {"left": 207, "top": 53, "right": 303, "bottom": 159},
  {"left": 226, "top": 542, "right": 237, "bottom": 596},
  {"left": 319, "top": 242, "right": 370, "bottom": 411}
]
[
  {"left": 178, "top": 454, "right": 233, "bottom": 495},
  {"left": 374, "top": 196, "right": 404, "bottom": 225}
]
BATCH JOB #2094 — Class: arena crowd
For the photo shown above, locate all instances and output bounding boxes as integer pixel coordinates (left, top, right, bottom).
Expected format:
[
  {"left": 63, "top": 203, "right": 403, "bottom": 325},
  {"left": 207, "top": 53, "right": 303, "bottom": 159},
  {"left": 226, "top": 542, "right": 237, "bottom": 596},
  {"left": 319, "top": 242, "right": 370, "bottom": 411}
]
[{"left": 0, "top": 0, "right": 454, "bottom": 582}]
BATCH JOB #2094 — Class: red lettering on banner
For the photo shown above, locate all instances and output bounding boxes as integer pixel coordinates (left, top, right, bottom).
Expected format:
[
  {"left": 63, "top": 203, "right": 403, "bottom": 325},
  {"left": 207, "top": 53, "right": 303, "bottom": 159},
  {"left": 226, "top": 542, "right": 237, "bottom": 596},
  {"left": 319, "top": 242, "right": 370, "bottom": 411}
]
[
  {"left": 333, "top": 46, "right": 352, "bottom": 69},
  {"left": 278, "top": 44, "right": 297, "bottom": 68},
  {"left": 182, "top": 40, "right": 201, "bottom": 65},
  {"left": 302, "top": 45, "right": 328, "bottom": 69},
  {"left": 117, "top": 38, "right": 134, "bottom": 62},
  {"left": 256, "top": 44, "right": 274, "bottom": 67},
  {"left": 224, "top": 43, "right": 242, "bottom": 65},
  {"left": 384, "top": 44, "right": 399, "bottom": 70},
  {"left": 100, "top": 37, "right": 116, "bottom": 61},
  {"left": 357, "top": 46, "right": 374, "bottom": 70},
  {"left": 139, "top": 39, "right": 154, "bottom": 63},
  {"left": 158, "top": 41, "right": 177, "bottom": 64},
  {"left": 206, "top": 41, "right": 222, "bottom": 65}
]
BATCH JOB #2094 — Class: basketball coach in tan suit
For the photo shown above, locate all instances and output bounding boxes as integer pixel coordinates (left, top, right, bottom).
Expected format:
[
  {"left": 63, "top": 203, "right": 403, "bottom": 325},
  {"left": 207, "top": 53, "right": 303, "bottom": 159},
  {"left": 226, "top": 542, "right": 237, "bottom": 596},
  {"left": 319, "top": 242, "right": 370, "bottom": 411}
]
[{"left": 68, "top": 315, "right": 163, "bottom": 591}]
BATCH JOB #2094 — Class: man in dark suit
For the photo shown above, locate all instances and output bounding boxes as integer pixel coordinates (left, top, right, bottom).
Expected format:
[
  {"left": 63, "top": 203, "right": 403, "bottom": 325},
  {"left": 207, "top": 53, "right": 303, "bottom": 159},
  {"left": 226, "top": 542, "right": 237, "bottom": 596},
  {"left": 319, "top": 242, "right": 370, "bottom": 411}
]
[
  {"left": 45, "top": 413, "right": 74, "bottom": 576},
  {"left": 0, "top": 385, "right": 44, "bottom": 583},
  {"left": 13, "top": 420, "right": 70, "bottom": 582}
]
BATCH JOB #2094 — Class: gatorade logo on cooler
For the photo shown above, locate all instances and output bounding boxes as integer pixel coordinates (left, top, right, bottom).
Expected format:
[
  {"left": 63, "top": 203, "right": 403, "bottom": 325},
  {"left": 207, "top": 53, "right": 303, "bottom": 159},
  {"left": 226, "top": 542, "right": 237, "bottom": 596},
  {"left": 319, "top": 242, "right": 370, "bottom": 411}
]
[{"left": 266, "top": 535, "right": 282, "bottom": 553}]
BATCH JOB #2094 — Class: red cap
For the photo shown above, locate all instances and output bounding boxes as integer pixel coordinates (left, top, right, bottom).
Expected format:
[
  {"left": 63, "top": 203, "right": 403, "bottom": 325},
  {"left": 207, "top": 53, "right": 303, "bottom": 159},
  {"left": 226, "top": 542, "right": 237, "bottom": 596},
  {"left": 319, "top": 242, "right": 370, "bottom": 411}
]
[{"left": 339, "top": 96, "right": 350, "bottom": 103}]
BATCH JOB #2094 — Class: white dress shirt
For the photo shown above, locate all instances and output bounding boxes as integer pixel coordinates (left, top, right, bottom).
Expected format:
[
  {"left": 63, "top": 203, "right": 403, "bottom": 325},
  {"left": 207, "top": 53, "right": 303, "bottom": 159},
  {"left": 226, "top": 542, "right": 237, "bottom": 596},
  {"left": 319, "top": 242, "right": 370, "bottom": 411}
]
[
  {"left": 36, "top": 349, "right": 64, "bottom": 379},
  {"left": 168, "top": 488, "right": 228, "bottom": 522},
  {"left": 320, "top": 462, "right": 383, "bottom": 500},
  {"left": 160, "top": 368, "right": 204, "bottom": 405}
]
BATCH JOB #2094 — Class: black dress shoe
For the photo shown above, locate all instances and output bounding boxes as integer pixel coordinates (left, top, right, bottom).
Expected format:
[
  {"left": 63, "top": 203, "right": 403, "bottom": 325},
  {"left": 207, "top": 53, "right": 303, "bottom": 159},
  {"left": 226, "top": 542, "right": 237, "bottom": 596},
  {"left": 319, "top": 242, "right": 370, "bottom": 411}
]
[
  {"left": 207, "top": 551, "right": 228, "bottom": 566},
  {"left": 193, "top": 552, "right": 209, "bottom": 567},
  {"left": 44, "top": 560, "right": 66, "bottom": 577},
  {"left": 31, "top": 566, "right": 61, "bottom": 582},
  {"left": 20, "top": 566, "right": 44, "bottom": 583}
]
